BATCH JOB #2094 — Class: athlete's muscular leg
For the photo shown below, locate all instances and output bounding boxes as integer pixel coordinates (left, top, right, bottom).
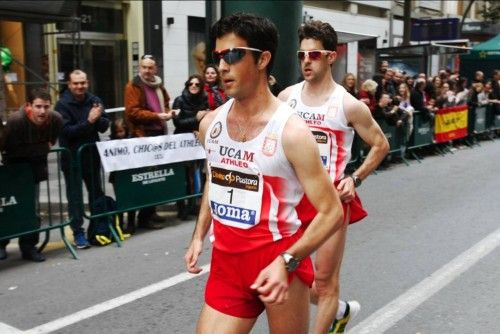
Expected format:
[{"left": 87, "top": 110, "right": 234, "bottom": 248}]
[
  {"left": 196, "top": 304, "right": 257, "bottom": 334},
  {"left": 265, "top": 275, "right": 310, "bottom": 334},
  {"left": 311, "top": 208, "right": 351, "bottom": 334}
]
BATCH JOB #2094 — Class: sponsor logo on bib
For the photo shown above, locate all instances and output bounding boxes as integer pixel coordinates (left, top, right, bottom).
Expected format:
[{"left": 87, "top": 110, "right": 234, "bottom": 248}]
[
  {"left": 211, "top": 201, "right": 257, "bottom": 225},
  {"left": 211, "top": 166, "right": 259, "bottom": 192},
  {"left": 312, "top": 130, "right": 328, "bottom": 144}
]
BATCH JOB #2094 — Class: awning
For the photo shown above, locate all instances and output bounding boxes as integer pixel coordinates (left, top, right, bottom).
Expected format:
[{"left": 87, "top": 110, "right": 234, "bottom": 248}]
[
  {"left": 337, "top": 31, "right": 377, "bottom": 44},
  {"left": 0, "top": 0, "right": 78, "bottom": 23}
]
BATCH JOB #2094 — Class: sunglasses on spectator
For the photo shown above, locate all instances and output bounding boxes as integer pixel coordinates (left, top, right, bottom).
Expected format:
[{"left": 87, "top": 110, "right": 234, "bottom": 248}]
[
  {"left": 297, "top": 50, "right": 332, "bottom": 61},
  {"left": 212, "top": 47, "right": 263, "bottom": 65},
  {"left": 189, "top": 82, "right": 201, "bottom": 87}
]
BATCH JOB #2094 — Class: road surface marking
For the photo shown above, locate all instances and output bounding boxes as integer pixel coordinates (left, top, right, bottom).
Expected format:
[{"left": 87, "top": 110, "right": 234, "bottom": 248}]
[
  {"left": 350, "top": 226, "right": 500, "bottom": 334},
  {"left": 24, "top": 264, "right": 210, "bottom": 334},
  {"left": 0, "top": 322, "right": 24, "bottom": 334}
]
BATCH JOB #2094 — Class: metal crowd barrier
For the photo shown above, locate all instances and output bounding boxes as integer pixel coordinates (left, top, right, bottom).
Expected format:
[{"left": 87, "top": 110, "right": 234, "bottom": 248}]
[
  {"left": 406, "top": 110, "right": 435, "bottom": 162},
  {"left": 75, "top": 143, "right": 202, "bottom": 246},
  {"left": 0, "top": 148, "right": 78, "bottom": 259},
  {"left": 376, "top": 119, "right": 410, "bottom": 166}
]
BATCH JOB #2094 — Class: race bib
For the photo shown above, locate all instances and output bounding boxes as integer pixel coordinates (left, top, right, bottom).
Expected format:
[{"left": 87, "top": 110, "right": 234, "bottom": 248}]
[
  {"left": 312, "top": 130, "right": 331, "bottom": 170},
  {"left": 208, "top": 162, "right": 263, "bottom": 229}
]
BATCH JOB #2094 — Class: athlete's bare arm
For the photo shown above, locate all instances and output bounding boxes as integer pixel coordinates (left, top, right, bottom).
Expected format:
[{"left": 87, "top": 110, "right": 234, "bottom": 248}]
[
  {"left": 251, "top": 113, "right": 343, "bottom": 303},
  {"left": 184, "top": 110, "right": 219, "bottom": 274},
  {"left": 337, "top": 94, "right": 389, "bottom": 201},
  {"left": 282, "top": 114, "right": 344, "bottom": 259}
]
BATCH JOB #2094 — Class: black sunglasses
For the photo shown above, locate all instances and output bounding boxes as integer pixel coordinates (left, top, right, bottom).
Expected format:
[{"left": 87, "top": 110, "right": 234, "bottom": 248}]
[
  {"left": 212, "top": 47, "right": 263, "bottom": 65},
  {"left": 189, "top": 82, "right": 201, "bottom": 87}
]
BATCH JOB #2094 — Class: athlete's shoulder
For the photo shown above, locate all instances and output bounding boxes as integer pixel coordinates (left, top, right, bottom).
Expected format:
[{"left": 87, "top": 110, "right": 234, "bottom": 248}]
[{"left": 277, "top": 82, "right": 302, "bottom": 102}]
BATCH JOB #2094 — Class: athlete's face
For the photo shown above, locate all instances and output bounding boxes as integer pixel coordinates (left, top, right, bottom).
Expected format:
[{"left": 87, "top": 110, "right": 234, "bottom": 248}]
[
  {"left": 299, "top": 38, "right": 336, "bottom": 83},
  {"left": 214, "top": 33, "right": 262, "bottom": 100}
]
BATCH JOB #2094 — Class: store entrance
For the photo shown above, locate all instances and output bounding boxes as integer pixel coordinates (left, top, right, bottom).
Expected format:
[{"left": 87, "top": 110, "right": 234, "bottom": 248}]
[{"left": 58, "top": 39, "right": 126, "bottom": 108}]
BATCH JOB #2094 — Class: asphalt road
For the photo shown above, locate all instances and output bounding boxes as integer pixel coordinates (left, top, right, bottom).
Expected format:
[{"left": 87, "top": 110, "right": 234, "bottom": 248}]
[{"left": 1, "top": 139, "right": 499, "bottom": 334}]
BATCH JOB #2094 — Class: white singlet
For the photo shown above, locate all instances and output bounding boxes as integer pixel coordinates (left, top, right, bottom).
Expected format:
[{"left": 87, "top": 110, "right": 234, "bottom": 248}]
[
  {"left": 286, "top": 81, "right": 354, "bottom": 181},
  {"left": 205, "top": 99, "right": 304, "bottom": 253}
]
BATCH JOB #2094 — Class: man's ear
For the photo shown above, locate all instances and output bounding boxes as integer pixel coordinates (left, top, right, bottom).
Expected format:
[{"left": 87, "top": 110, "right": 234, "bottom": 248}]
[
  {"left": 328, "top": 51, "right": 337, "bottom": 65},
  {"left": 258, "top": 51, "right": 271, "bottom": 71}
]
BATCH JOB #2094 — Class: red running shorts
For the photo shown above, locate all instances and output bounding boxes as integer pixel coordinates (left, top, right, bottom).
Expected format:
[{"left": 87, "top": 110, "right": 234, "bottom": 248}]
[{"left": 205, "top": 234, "right": 314, "bottom": 318}]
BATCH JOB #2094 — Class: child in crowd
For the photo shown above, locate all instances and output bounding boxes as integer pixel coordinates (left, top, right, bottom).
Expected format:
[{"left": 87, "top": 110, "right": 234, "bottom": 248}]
[{"left": 109, "top": 118, "right": 137, "bottom": 233}]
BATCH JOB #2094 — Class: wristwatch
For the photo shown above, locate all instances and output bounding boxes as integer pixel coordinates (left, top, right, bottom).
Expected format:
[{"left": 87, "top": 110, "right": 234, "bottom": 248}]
[
  {"left": 281, "top": 252, "right": 300, "bottom": 272},
  {"left": 350, "top": 174, "right": 362, "bottom": 188}
]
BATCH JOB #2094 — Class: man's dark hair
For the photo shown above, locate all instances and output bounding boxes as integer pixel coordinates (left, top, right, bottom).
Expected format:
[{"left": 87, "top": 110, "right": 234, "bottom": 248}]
[
  {"left": 298, "top": 20, "right": 338, "bottom": 52},
  {"left": 27, "top": 88, "right": 51, "bottom": 104},
  {"left": 211, "top": 12, "right": 278, "bottom": 75}
]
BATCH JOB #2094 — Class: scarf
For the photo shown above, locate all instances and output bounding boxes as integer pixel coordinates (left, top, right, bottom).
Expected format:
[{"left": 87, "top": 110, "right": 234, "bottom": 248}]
[{"left": 140, "top": 75, "right": 165, "bottom": 113}]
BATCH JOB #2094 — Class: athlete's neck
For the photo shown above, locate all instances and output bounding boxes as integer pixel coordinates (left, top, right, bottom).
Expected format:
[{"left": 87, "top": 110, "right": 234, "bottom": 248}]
[
  {"left": 232, "top": 83, "right": 277, "bottom": 118},
  {"left": 302, "top": 75, "right": 336, "bottom": 106}
]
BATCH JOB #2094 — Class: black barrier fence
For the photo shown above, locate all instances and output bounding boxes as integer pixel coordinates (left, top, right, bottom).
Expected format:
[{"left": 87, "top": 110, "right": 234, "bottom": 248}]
[{"left": 0, "top": 148, "right": 78, "bottom": 259}]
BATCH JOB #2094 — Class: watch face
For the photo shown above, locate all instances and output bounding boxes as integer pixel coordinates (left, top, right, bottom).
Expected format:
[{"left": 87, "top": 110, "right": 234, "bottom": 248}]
[
  {"left": 287, "top": 258, "right": 299, "bottom": 272},
  {"left": 282, "top": 253, "right": 299, "bottom": 272},
  {"left": 353, "top": 175, "right": 361, "bottom": 187}
]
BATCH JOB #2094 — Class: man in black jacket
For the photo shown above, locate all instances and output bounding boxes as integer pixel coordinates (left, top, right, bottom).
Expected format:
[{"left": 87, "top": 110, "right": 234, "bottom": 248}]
[
  {"left": 0, "top": 89, "right": 62, "bottom": 261},
  {"left": 56, "top": 70, "right": 109, "bottom": 249}
]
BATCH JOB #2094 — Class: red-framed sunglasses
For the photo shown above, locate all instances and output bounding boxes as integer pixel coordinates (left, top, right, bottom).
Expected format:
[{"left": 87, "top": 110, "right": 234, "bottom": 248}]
[{"left": 297, "top": 50, "right": 332, "bottom": 61}]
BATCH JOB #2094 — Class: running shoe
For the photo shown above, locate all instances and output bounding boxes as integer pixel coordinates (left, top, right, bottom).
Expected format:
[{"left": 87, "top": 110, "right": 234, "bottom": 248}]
[
  {"left": 74, "top": 232, "right": 91, "bottom": 249},
  {"left": 328, "top": 300, "right": 361, "bottom": 334}
]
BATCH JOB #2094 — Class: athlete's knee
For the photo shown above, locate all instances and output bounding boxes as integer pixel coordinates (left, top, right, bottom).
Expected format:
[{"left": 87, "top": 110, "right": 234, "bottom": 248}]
[{"left": 314, "top": 272, "right": 339, "bottom": 297}]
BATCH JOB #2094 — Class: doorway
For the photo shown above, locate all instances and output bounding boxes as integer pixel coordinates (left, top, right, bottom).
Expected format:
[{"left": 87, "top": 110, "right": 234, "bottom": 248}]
[{"left": 57, "top": 39, "right": 126, "bottom": 108}]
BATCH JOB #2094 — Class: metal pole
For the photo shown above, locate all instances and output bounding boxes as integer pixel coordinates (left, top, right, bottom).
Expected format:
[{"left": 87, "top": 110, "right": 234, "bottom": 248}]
[{"left": 402, "top": 0, "right": 412, "bottom": 46}]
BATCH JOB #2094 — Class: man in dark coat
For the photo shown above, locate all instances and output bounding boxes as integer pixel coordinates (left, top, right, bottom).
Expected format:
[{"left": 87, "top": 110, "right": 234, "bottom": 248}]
[
  {"left": 0, "top": 88, "right": 62, "bottom": 262},
  {"left": 55, "top": 70, "right": 109, "bottom": 249}
]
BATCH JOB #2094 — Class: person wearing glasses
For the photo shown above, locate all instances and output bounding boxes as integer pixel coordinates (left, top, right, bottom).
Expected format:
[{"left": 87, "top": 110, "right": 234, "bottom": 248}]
[
  {"left": 278, "top": 20, "right": 389, "bottom": 334},
  {"left": 172, "top": 74, "right": 209, "bottom": 220},
  {"left": 184, "top": 13, "right": 343, "bottom": 334},
  {"left": 124, "top": 54, "right": 176, "bottom": 229}
]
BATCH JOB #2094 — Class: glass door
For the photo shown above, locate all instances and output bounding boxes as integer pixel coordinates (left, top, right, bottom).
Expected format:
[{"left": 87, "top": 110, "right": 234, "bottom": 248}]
[{"left": 57, "top": 39, "right": 125, "bottom": 108}]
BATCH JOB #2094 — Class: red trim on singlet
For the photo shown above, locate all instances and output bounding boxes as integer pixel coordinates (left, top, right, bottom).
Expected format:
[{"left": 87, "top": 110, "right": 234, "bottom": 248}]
[
  {"left": 264, "top": 175, "right": 297, "bottom": 233},
  {"left": 332, "top": 129, "right": 346, "bottom": 181}
]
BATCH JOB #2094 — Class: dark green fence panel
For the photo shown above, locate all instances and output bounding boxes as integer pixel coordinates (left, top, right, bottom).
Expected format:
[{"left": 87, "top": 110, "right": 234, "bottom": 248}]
[
  {"left": 0, "top": 164, "right": 37, "bottom": 238},
  {"left": 114, "top": 163, "right": 187, "bottom": 211},
  {"left": 474, "top": 106, "right": 487, "bottom": 133},
  {"left": 0, "top": 148, "right": 77, "bottom": 259},
  {"left": 409, "top": 110, "right": 434, "bottom": 149}
]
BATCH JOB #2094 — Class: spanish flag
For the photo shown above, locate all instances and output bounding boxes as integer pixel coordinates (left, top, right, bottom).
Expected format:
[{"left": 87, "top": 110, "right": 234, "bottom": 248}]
[{"left": 434, "top": 104, "right": 468, "bottom": 143}]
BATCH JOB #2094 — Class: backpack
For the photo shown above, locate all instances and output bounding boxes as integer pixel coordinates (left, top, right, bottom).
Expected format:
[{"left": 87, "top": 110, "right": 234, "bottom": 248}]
[{"left": 88, "top": 195, "right": 128, "bottom": 246}]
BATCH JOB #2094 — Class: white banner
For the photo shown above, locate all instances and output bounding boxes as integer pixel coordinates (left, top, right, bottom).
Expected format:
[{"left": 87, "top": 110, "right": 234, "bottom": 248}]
[{"left": 96, "top": 133, "right": 206, "bottom": 172}]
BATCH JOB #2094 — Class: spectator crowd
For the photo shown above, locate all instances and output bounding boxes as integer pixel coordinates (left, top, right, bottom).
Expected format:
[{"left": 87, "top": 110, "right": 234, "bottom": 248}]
[{"left": 0, "top": 51, "right": 499, "bottom": 262}]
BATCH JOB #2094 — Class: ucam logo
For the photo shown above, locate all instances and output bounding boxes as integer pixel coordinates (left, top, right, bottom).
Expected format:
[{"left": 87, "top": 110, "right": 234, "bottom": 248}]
[{"left": 210, "top": 201, "right": 256, "bottom": 226}]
